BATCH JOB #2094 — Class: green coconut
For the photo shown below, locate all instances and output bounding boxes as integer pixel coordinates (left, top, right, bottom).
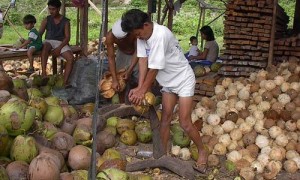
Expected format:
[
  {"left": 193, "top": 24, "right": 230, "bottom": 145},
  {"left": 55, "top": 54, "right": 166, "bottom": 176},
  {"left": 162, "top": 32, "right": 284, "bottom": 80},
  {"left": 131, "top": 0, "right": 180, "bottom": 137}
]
[
  {"left": 10, "top": 135, "right": 38, "bottom": 163},
  {"left": 170, "top": 123, "right": 184, "bottom": 134},
  {"left": 111, "top": 94, "right": 120, "bottom": 104},
  {"left": 54, "top": 75, "right": 64, "bottom": 88},
  {"left": 0, "top": 136, "right": 13, "bottom": 157},
  {"left": 73, "top": 124, "right": 91, "bottom": 145},
  {"left": 106, "top": 116, "right": 120, "bottom": 127},
  {"left": 34, "top": 108, "right": 43, "bottom": 121},
  {"left": 193, "top": 65, "right": 206, "bottom": 77},
  {"left": 27, "top": 88, "right": 43, "bottom": 99},
  {"left": 68, "top": 105, "right": 78, "bottom": 119},
  {"left": 0, "top": 166, "right": 9, "bottom": 180},
  {"left": 136, "top": 174, "right": 153, "bottom": 180},
  {"left": 44, "top": 96, "right": 60, "bottom": 106},
  {"left": 71, "top": 170, "right": 88, "bottom": 180},
  {"left": 102, "top": 149, "right": 122, "bottom": 160},
  {"left": 47, "top": 75, "right": 57, "bottom": 87},
  {"left": 189, "top": 144, "right": 199, "bottom": 161},
  {"left": 0, "top": 125, "right": 9, "bottom": 155},
  {"left": 44, "top": 105, "right": 64, "bottom": 125},
  {"left": 120, "top": 130, "right": 137, "bottom": 146},
  {"left": 41, "top": 122, "right": 58, "bottom": 140},
  {"left": 210, "top": 62, "right": 222, "bottom": 72},
  {"left": 81, "top": 103, "right": 94, "bottom": 115},
  {"left": 32, "top": 75, "right": 43, "bottom": 87},
  {"left": 97, "top": 168, "right": 128, "bottom": 180},
  {"left": 12, "top": 79, "right": 26, "bottom": 89},
  {"left": 116, "top": 119, "right": 135, "bottom": 135},
  {"left": 29, "top": 97, "right": 48, "bottom": 115},
  {"left": 103, "top": 126, "right": 117, "bottom": 136},
  {"left": 225, "top": 160, "right": 236, "bottom": 172},
  {"left": 134, "top": 121, "right": 152, "bottom": 143},
  {"left": 40, "top": 85, "right": 52, "bottom": 97},
  {"left": 0, "top": 99, "right": 36, "bottom": 136},
  {"left": 172, "top": 131, "right": 191, "bottom": 148}
]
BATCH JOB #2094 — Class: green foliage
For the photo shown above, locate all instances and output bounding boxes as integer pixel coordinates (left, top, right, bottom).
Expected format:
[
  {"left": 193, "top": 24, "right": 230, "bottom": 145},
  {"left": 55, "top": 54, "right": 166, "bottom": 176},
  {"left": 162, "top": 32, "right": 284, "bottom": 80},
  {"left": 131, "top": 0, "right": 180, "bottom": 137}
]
[{"left": 0, "top": 0, "right": 297, "bottom": 52}]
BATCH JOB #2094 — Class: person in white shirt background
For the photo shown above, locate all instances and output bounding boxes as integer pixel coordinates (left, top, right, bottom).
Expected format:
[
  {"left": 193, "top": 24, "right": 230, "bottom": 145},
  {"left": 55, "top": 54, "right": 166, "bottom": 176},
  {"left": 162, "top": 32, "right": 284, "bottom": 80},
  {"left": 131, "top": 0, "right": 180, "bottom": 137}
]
[
  {"left": 188, "top": 36, "right": 200, "bottom": 60},
  {"left": 121, "top": 9, "right": 208, "bottom": 173}
]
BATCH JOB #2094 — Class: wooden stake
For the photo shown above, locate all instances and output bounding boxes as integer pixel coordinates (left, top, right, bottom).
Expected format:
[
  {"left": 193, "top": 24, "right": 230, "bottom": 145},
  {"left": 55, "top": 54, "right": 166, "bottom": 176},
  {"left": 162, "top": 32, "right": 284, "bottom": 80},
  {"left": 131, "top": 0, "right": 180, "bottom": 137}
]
[{"left": 267, "top": 0, "right": 278, "bottom": 67}]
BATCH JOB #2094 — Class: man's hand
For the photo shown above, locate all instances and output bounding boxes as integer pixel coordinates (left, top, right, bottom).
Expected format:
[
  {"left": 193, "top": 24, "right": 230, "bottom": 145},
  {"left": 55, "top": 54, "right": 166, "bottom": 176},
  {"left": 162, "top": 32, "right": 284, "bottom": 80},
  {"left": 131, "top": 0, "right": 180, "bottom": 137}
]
[
  {"left": 128, "top": 87, "right": 146, "bottom": 105},
  {"left": 52, "top": 48, "right": 61, "bottom": 57},
  {"left": 123, "top": 69, "right": 132, "bottom": 81},
  {"left": 111, "top": 79, "right": 120, "bottom": 92}
]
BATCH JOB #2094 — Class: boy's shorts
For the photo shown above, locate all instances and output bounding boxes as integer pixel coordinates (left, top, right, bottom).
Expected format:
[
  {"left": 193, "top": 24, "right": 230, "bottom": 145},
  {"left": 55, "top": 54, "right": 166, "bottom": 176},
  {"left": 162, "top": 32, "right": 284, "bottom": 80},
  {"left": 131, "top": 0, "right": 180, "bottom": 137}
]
[
  {"left": 161, "top": 74, "right": 195, "bottom": 97},
  {"left": 44, "top": 40, "right": 71, "bottom": 54},
  {"left": 28, "top": 45, "right": 42, "bottom": 51}
]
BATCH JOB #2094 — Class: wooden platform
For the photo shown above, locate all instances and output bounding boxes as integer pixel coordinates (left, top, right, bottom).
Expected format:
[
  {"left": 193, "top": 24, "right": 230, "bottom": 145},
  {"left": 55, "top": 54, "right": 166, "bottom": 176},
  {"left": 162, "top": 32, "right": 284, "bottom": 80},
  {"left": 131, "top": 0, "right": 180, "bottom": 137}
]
[
  {"left": 193, "top": 72, "right": 220, "bottom": 101},
  {"left": 0, "top": 45, "right": 82, "bottom": 74}
]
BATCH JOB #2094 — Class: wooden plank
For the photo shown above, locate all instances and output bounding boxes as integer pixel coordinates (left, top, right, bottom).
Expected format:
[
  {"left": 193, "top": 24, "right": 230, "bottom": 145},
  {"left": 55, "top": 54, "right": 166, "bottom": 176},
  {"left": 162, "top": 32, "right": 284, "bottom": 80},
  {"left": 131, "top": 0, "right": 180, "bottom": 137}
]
[
  {"left": 268, "top": 0, "right": 278, "bottom": 67},
  {"left": 294, "top": 0, "right": 300, "bottom": 33}
]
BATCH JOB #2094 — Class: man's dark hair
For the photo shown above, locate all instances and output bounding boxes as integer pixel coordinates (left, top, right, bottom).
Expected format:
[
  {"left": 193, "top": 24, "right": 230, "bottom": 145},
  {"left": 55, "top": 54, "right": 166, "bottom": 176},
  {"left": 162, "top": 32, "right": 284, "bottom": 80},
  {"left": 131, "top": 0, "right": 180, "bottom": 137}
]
[
  {"left": 121, "top": 9, "right": 150, "bottom": 33},
  {"left": 23, "top": 14, "right": 36, "bottom": 24},
  {"left": 48, "top": 0, "right": 61, "bottom": 8},
  {"left": 200, "top": 26, "right": 215, "bottom": 41},
  {"left": 190, "top": 36, "right": 197, "bottom": 43}
]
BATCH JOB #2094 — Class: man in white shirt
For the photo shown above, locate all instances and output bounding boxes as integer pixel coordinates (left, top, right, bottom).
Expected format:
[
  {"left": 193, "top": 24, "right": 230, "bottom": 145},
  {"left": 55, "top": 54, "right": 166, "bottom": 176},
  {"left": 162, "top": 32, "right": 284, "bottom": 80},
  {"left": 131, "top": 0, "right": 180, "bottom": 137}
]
[{"left": 121, "top": 9, "right": 208, "bottom": 173}]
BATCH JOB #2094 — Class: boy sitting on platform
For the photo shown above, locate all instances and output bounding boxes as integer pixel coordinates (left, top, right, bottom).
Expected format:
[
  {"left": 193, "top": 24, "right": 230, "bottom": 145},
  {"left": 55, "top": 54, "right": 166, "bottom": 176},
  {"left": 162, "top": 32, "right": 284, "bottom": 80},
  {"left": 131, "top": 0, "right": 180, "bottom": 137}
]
[{"left": 18, "top": 14, "right": 42, "bottom": 74}]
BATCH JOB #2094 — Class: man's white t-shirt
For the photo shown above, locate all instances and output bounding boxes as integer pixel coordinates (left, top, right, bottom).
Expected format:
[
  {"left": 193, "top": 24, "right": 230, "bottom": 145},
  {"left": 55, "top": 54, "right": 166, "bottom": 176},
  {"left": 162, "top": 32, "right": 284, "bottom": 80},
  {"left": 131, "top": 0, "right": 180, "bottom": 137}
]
[{"left": 137, "top": 23, "right": 194, "bottom": 87}]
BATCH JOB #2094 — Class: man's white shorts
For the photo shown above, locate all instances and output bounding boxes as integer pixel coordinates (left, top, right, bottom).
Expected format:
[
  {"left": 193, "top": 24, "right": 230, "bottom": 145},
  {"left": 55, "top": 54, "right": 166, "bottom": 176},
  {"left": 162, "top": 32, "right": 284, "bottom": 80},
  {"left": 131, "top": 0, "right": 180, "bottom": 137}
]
[
  {"left": 161, "top": 74, "right": 195, "bottom": 97},
  {"left": 44, "top": 40, "right": 71, "bottom": 54}
]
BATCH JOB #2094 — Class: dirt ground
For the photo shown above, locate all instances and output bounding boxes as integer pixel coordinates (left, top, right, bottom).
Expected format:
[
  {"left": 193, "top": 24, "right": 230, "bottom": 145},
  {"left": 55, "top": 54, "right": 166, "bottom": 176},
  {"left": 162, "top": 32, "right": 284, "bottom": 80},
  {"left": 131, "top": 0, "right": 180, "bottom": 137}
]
[{"left": 116, "top": 142, "right": 300, "bottom": 180}]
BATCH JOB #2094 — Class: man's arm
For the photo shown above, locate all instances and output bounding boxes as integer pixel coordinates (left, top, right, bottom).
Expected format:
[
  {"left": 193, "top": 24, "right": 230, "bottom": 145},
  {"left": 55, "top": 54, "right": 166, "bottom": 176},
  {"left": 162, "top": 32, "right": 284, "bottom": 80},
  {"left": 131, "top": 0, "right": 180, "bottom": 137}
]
[
  {"left": 106, "top": 32, "right": 120, "bottom": 91},
  {"left": 39, "top": 18, "right": 47, "bottom": 37},
  {"left": 129, "top": 57, "right": 158, "bottom": 105},
  {"left": 124, "top": 50, "right": 138, "bottom": 80}
]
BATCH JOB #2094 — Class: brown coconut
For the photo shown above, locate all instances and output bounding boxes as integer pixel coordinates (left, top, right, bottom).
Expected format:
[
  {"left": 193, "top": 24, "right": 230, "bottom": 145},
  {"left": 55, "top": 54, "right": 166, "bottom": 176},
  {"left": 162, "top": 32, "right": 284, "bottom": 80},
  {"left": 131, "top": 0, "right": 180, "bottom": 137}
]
[
  {"left": 291, "top": 111, "right": 300, "bottom": 121},
  {"left": 207, "top": 154, "right": 220, "bottom": 167},
  {"left": 6, "top": 161, "right": 29, "bottom": 180},
  {"left": 225, "top": 111, "right": 239, "bottom": 123},
  {"left": 286, "top": 89, "right": 298, "bottom": 100},
  {"left": 285, "top": 102, "right": 296, "bottom": 112},
  {"left": 262, "top": 91, "right": 273, "bottom": 102},
  {"left": 276, "top": 120, "right": 286, "bottom": 130},
  {"left": 246, "top": 144, "right": 259, "bottom": 158},
  {"left": 96, "top": 131, "right": 116, "bottom": 154},
  {"left": 235, "top": 159, "right": 251, "bottom": 171},
  {"left": 280, "top": 110, "right": 291, "bottom": 121},
  {"left": 264, "top": 110, "right": 279, "bottom": 120},
  {"left": 285, "top": 140, "right": 297, "bottom": 151},
  {"left": 250, "top": 83, "right": 260, "bottom": 93},
  {"left": 99, "top": 159, "right": 127, "bottom": 171},
  {"left": 264, "top": 119, "right": 276, "bottom": 129},
  {"left": 51, "top": 132, "right": 75, "bottom": 158},
  {"left": 29, "top": 154, "right": 60, "bottom": 180},
  {"left": 293, "top": 96, "right": 300, "bottom": 107},
  {"left": 0, "top": 67, "right": 13, "bottom": 92},
  {"left": 60, "top": 117, "right": 77, "bottom": 135},
  {"left": 243, "top": 130, "right": 257, "bottom": 146},
  {"left": 271, "top": 86, "right": 281, "bottom": 98},
  {"left": 68, "top": 145, "right": 91, "bottom": 170},
  {"left": 238, "top": 109, "right": 250, "bottom": 119}
]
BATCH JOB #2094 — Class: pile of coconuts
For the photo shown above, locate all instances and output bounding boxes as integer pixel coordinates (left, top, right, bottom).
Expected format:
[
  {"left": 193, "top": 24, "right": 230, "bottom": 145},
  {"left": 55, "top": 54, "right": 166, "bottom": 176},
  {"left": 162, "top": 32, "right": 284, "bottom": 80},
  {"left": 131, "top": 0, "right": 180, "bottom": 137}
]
[
  {"left": 172, "top": 58, "right": 300, "bottom": 180},
  {"left": 0, "top": 69, "right": 156, "bottom": 179}
]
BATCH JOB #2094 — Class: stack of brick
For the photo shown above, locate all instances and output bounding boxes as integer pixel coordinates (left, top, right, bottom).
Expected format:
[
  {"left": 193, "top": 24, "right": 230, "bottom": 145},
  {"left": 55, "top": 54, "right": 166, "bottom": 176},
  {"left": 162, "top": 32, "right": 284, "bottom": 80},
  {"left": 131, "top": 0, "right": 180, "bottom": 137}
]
[{"left": 219, "top": 0, "right": 289, "bottom": 76}]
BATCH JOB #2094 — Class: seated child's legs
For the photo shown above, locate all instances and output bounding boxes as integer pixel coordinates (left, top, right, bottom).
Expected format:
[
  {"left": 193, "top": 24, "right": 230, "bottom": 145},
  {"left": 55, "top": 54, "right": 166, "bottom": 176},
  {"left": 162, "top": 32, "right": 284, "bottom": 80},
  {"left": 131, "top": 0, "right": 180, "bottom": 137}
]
[{"left": 27, "top": 47, "right": 36, "bottom": 72}]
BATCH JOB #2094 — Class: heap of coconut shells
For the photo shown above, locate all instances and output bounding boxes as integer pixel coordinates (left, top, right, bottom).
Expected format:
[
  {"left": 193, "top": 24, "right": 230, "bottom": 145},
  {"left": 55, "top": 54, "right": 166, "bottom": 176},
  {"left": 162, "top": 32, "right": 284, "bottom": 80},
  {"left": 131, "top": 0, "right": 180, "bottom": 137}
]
[
  {"left": 98, "top": 69, "right": 126, "bottom": 98},
  {"left": 188, "top": 57, "right": 300, "bottom": 179}
]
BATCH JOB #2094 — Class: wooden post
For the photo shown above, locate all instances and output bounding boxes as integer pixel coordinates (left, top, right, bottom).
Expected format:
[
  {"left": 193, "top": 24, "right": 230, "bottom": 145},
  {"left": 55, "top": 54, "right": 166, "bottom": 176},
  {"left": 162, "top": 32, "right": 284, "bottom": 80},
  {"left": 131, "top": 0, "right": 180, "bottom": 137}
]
[
  {"left": 196, "top": 6, "right": 203, "bottom": 39},
  {"left": 157, "top": 0, "right": 162, "bottom": 24},
  {"left": 200, "top": 8, "right": 206, "bottom": 50},
  {"left": 167, "top": 0, "right": 174, "bottom": 30},
  {"left": 293, "top": 0, "right": 300, "bottom": 33},
  {"left": 80, "top": 0, "right": 88, "bottom": 56},
  {"left": 103, "top": 0, "right": 108, "bottom": 36},
  {"left": 267, "top": 0, "right": 278, "bottom": 67},
  {"left": 76, "top": 8, "right": 80, "bottom": 45},
  {"left": 148, "top": 0, "right": 153, "bottom": 16}
]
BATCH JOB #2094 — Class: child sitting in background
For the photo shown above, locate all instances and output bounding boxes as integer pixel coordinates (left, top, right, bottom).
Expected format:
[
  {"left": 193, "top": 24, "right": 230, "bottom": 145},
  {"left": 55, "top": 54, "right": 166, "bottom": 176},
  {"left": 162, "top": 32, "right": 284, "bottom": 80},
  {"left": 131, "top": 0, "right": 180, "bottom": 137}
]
[
  {"left": 18, "top": 14, "right": 42, "bottom": 73},
  {"left": 187, "top": 36, "right": 200, "bottom": 59},
  {"left": 189, "top": 26, "right": 219, "bottom": 63}
]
